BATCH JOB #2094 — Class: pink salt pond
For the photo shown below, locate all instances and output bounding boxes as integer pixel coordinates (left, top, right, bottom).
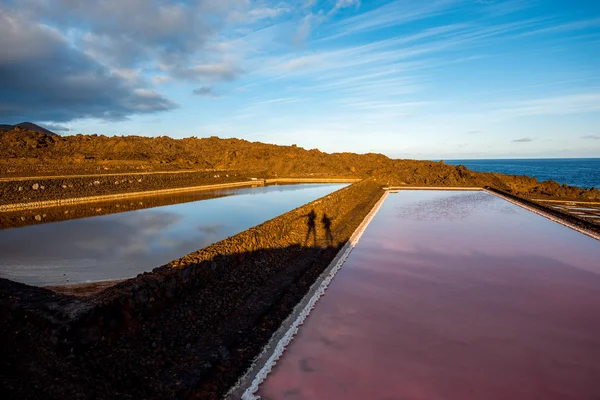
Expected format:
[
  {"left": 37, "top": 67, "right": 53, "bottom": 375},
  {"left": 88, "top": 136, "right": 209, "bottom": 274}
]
[{"left": 258, "top": 190, "right": 600, "bottom": 400}]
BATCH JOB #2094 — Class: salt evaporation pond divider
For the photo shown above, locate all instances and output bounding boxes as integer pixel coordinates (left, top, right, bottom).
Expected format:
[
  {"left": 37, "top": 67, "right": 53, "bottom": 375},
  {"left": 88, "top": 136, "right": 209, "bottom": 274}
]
[
  {"left": 0, "top": 183, "right": 346, "bottom": 286},
  {"left": 256, "top": 190, "right": 600, "bottom": 400}
]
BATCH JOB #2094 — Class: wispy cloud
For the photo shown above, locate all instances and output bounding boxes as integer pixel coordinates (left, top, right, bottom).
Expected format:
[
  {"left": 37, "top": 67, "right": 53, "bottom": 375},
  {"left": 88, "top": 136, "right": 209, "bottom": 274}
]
[
  {"left": 498, "top": 93, "right": 600, "bottom": 117},
  {"left": 582, "top": 135, "right": 600, "bottom": 140},
  {"left": 329, "top": 0, "right": 461, "bottom": 38},
  {"left": 514, "top": 17, "right": 600, "bottom": 38},
  {"left": 247, "top": 6, "right": 290, "bottom": 22},
  {"left": 258, "top": 17, "right": 546, "bottom": 83},
  {"left": 173, "top": 61, "right": 242, "bottom": 82},
  {"left": 253, "top": 97, "right": 301, "bottom": 105},
  {"left": 329, "top": 0, "right": 361, "bottom": 16},
  {"left": 476, "top": 0, "right": 533, "bottom": 16},
  {"left": 513, "top": 137, "right": 533, "bottom": 143}
]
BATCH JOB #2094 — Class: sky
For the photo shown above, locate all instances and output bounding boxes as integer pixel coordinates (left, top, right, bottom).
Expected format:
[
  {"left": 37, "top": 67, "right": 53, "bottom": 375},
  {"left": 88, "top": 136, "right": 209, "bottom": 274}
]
[{"left": 1, "top": 0, "right": 600, "bottom": 159}]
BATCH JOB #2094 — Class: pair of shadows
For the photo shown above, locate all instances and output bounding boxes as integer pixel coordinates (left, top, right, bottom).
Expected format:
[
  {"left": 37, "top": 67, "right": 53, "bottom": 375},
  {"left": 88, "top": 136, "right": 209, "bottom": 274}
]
[{"left": 302, "top": 210, "right": 334, "bottom": 246}]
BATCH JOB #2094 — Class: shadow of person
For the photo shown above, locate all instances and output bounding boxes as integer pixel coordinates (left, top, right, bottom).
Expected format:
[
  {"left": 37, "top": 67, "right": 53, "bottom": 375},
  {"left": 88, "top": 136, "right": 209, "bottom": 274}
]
[
  {"left": 322, "top": 213, "right": 334, "bottom": 246},
  {"left": 303, "top": 209, "right": 317, "bottom": 246}
]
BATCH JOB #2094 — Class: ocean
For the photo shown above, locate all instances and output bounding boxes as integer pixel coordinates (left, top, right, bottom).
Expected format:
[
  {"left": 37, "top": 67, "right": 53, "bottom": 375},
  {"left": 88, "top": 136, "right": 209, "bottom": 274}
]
[{"left": 444, "top": 158, "right": 600, "bottom": 189}]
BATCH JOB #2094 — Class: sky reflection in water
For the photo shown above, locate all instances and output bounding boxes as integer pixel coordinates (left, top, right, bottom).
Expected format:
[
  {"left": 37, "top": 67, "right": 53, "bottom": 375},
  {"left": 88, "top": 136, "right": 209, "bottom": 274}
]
[
  {"left": 0, "top": 184, "right": 345, "bottom": 286},
  {"left": 259, "top": 190, "right": 600, "bottom": 400}
]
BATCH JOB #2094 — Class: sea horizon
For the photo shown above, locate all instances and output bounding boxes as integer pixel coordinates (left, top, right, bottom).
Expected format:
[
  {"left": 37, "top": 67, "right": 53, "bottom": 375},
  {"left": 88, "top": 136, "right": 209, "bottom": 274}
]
[
  {"left": 437, "top": 157, "right": 600, "bottom": 161},
  {"left": 442, "top": 158, "right": 600, "bottom": 189}
]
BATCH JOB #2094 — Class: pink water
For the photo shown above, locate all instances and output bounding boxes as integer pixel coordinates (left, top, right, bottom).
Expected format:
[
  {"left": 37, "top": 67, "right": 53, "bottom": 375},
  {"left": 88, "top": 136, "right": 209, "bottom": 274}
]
[{"left": 258, "top": 191, "right": 600, "bottom": 400}]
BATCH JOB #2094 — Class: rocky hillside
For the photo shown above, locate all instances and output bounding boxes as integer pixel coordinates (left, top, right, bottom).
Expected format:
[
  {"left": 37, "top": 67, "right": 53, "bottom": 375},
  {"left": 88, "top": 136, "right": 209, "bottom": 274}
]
[
  {"left": 0, "top": 122, "right": 58, "bottom": 136},
  {"left": 1, "top": 126, "right": 598, "bottom": 201}
]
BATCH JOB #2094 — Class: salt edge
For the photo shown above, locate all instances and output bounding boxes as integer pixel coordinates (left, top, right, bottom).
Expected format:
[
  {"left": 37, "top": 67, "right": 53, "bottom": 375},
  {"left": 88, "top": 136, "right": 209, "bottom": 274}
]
[{"left": 229, "top": 190, "right": 389, "bottom": 400}]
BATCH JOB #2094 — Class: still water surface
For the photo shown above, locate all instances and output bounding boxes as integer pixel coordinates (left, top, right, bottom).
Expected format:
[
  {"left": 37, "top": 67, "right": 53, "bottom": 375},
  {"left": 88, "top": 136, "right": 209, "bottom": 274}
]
[
  {"left": 0, "top": 184, "right": 345, "bottom": 286},
  {"left": 260, "top": 190, "right": 600, "bottom": 400}
]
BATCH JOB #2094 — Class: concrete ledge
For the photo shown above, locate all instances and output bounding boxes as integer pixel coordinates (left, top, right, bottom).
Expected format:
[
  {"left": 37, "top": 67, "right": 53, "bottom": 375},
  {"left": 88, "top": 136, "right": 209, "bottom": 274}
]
[
  {"left": 533, "top": 199, "right": 600, "bottom": 205},
  {"left": 485, "top": 187, "right": 600, "bottom": 241},
  {"left": 266, "top": 178, "right": 360, "bottom": 184},
  {"left": 385, "top": 186, "right": 482, "bottom": 191}
]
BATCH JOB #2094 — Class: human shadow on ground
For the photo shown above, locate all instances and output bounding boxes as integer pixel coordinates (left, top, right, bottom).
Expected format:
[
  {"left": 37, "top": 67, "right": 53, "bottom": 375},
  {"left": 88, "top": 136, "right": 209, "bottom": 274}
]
[
  {"left": 302, "top": 209, "right": 317, "bottom": 245},
  {"left": 301, "top": 210, "right": 335, "bottom": 246},
  {"left": 322, "top": 213, "right": 334, "bottom": 246}
]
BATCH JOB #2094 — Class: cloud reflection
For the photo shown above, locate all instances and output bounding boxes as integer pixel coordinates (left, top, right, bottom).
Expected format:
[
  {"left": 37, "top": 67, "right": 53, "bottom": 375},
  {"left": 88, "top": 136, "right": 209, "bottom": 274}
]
[
  {"left": 395, "top": 191, "right": 495, "bottom": 221},
  {"left": 0, "top": 183, "right": 346, "bottom": 286}
]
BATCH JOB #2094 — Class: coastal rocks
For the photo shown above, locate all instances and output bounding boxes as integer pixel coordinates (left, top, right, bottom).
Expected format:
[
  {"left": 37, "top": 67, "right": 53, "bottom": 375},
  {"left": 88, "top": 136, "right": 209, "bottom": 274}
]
[{"left": 32, "top": 183, "right": 39, "bottom": 190}]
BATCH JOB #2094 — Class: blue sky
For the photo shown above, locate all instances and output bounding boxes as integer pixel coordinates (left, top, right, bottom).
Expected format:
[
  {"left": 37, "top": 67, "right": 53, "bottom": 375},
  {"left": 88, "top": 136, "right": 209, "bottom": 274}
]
[{"left": 1, "top": 0, "right": 599, "bottom": 159}]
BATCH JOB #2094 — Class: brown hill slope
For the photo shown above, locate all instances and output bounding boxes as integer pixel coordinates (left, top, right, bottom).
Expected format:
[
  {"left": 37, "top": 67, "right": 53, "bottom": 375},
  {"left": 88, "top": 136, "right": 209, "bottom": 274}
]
[
  {"left": 0, "top": 127, "right": 598, "bottom": 201},
  {"left": 0, "top": 122, "right": 58, "bottom": 136}
]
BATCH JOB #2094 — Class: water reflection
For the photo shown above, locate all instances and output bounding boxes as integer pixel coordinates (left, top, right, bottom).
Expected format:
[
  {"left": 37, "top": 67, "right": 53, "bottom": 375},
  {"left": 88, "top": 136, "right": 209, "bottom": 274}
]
[
  {"left": 0, "top": 183, "right": 346, "bottom": 286},
  {"left": 259, "top": 190, "right": 600, "bottom": 400},
  {"left": 395, "top": 191, "right": 499, "bottom": 221}
]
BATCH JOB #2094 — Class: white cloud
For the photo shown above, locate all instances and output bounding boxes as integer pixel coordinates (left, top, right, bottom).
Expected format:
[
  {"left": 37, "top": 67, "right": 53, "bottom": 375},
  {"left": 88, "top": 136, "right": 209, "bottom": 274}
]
[
  {"left": 514, "top": 17, "right": 600, "bottom": 38},
  {"left": 174, "top": 61, "right": 242, "bottom": 82},
  {"left": 248, "top": 6, "right": 290, "bottom": 21},
  {"left": 151, "top": 75, "right": 173, "bottom": 85},
  {"left": 295, "top": 13, "right": 315, "bottom": 44},
  {"left": 498, "top": 94, "right": 600, "bottom": 117},
  {"left": 329, "top": 0, "right": 461, "bottom": 38},
  {"left": 329, "top": 0, "right": 361, "bottom": 16}
]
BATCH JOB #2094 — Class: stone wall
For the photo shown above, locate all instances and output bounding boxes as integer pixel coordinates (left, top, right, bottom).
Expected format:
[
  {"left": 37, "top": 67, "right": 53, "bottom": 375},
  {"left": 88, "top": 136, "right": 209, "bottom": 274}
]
[{"left": 0, "top": 170, "right": 248, "bottom": 206}]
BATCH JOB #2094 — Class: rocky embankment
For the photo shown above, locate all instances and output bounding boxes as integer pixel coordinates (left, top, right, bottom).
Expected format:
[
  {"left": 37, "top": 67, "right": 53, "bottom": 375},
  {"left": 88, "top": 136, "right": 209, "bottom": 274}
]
[
  {"left": 1, "top": 127, "right": 599, "bottom": 203},
  {"left": 0, "top": 170, "right": 247, "bottom": 206},
  {"left": 0, "top": 179, "right": 383, "bottom": 399}
]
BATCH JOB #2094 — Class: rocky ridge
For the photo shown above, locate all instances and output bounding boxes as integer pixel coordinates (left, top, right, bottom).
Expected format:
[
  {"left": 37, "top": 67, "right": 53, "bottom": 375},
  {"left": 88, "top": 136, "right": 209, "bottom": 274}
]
[{"left": 1, "top": 127, "right": 598, "bottom": 201}]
